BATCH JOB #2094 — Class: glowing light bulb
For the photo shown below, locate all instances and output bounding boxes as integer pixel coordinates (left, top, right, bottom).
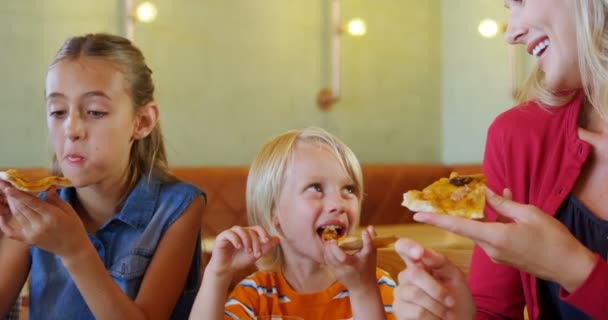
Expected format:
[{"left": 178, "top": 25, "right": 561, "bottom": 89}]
[
  {"left": 136, "top": 2, "right": 157, "bottom": 23},
  {"left": 478, "top": 19, "right": 499, "bottom": 38},
  {"left": 347, "top": 18, "right": 366, "bottom": 36}
]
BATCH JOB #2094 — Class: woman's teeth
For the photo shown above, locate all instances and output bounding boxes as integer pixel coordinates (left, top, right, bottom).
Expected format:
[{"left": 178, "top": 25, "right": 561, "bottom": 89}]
[{"left": 533, "top": 39, "right": 550, "bottom": 58}]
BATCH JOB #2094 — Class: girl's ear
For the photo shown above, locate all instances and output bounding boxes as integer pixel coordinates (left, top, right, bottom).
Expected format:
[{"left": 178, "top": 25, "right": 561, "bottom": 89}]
[{"left": 132, "top": 102, "right": 159, "bottom": 140}]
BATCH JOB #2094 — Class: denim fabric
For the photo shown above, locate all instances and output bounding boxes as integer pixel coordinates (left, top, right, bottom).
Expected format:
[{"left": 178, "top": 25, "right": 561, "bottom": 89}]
[{"left": 29, "top": 176, "right": 204, "bottom": 320}]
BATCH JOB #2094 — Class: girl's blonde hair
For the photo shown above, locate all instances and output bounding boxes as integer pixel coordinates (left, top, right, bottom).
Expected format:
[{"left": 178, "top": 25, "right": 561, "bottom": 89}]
[
  {"left": 48, "top": 33, "right": 176, "bottom": 205},
  {"left": 246, "top": 127, "right": 363, "bottom": 271},
  {"left": 516, "top": 0, "right": 608, "bottom": 118}
]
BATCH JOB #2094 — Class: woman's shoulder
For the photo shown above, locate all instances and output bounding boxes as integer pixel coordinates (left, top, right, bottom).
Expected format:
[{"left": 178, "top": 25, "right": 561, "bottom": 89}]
[{"left": 488, "top": 97, "right": 580, "bottom": 141}]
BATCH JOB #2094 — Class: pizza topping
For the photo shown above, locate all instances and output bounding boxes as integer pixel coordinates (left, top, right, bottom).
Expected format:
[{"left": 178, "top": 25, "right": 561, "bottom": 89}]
[
  {"left": 449, "top": 176, "right": 473, "bottom": 187},
  {"left": 318, "top": 225, "right": 344, "bottom": 241},
  {"left": 401, "top": 172, "right": 486, "bottom": 219}
]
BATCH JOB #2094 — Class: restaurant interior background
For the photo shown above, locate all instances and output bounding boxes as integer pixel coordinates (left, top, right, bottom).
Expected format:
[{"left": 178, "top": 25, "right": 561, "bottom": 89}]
[{"left": 0, "top": 0, "right": 528, "bottom": 168}]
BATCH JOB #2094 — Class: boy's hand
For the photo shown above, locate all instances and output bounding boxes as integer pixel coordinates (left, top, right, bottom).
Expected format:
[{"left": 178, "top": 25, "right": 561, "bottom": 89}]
[
  {"left": 207, "top": 226, "right": 279, "bottom": 278},
  {"left": 324, "top": 225, "right": 378, "bottom": 293}
]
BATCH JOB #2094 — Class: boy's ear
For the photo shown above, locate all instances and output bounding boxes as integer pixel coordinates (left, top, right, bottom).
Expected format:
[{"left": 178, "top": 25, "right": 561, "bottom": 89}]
[{"left": 132, "top": 102, "right": 159, "bottom": 140}]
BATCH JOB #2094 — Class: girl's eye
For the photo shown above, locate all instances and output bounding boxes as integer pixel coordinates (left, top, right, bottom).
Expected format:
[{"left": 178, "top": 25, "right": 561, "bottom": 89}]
[
  {"left": 49, "top": 110, "right": 66, "bottom": 118},
  {"left": 87, "top": 110, "right": 107, "bottom": 118}
]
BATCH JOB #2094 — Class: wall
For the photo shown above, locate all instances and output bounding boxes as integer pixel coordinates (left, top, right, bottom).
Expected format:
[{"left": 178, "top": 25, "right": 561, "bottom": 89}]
[
  {"left": 1, "top": 1, "right": 520, "bottom": 168},
  {"left": 0, "top": 0, "right": 441, "bottom": 168},
  {"left": 440, "top": 0, "right": 514, "bottom": 164}
]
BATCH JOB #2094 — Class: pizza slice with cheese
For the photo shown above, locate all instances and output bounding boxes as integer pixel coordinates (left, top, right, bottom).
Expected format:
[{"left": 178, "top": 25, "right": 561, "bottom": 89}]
[
  {"left": 320, "top": 227, "right": 397, "bottom": 250},
  {"left": 401, "top": 172, "right": 486, "bottom": 219},
  {"left": 0, "top": 169, "right": 72, "bottom": 193}
]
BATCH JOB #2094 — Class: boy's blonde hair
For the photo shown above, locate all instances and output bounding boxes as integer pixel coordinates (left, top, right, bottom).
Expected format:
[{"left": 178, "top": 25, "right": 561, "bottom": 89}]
[
  {"left": 246, "top": 127, "right": 363, "bottom": 271},
  {"left": 517, "top": 0, "right": 608, "bottom": 119},
  {"left": 47, "top": 33, "right": 176, "bottom": 206}
]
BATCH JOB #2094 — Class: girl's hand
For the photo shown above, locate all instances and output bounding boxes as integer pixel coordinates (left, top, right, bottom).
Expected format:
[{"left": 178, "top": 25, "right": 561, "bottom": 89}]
[
  {"left": 206, "top": 226, "right": 279, "bottom": 277},
  {"left": 0, "top": 180, "right": 10, "bottom": 217},
  {"left": 414, "top": 188, "right": 596, "bottom": 293},
  {"left": 0, "top": 180, "right": 9, "bottom": 239},
  {"left": 0, "top": 186, "right": 89, "bottom": 258},
  {"left": 324, "top": 225, "right": 378, "bottom": 293},
  {"left": 393, "top": 238, "right": 474, "bottom": 320}
]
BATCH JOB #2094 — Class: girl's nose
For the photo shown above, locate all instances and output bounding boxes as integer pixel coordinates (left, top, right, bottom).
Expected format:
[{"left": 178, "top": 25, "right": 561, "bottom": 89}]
[{"left": 64, "top": 113, "right": 85, "bottom": 141}]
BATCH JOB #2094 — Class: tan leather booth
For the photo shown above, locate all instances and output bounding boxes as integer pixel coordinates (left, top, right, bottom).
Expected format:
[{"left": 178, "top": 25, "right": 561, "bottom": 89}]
[{"left": 4, "top": 164, "right": 482, "bottom": 238}]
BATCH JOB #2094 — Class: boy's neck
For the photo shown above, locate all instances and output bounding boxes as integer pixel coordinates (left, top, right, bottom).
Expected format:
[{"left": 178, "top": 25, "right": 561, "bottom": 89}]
[{"left": 281, "top": 257, "right": 335, "bottom": 294}]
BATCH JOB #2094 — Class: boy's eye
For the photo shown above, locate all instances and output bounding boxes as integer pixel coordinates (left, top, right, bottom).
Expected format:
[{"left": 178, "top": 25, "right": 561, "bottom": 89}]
[
  {"left": 344, "top": 185, "right": 356, "bottom": 194},
  {"left": 307, "top": 184, "right": 322, "bottom": 192}
]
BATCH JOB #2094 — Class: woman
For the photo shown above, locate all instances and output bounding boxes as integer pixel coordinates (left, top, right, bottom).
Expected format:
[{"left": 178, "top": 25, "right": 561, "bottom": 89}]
[{"left": 394, "top": 1, "right": 608, "bottom": 319}]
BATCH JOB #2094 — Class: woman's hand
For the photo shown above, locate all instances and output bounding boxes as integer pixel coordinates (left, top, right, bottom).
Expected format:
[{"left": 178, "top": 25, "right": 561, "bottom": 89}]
[
  {"left": 206, "top": 226, "right": 279, "bottom": 277},
  {"left": 414, "top": 188, "right": 596, "bottom": 292},
  {"left": 0, "top": 186, "right": 89, "bottom": 258},
  {"left": 393, "top": 238, "right": 474, "bottom": 320},
  {"left": 324, "top": 225, "right": 378, "bottom": 293}
]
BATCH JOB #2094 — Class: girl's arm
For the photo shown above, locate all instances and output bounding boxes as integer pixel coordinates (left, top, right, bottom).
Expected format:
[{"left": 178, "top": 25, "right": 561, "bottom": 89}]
[
  {"left": 0, "top": 237, "right": 31, "bottom": 318},
  {"left": 63, "top": 196, "right": 205, "bottom": 320},
  {"left": 189, "top": 226, "right": 279, "bottom": 320},
  {"left": 1, "top": 185, "right": 205, "bottom": 320},
  {"left": 0, "top": 181, "right": 32, "bottom": 318}
]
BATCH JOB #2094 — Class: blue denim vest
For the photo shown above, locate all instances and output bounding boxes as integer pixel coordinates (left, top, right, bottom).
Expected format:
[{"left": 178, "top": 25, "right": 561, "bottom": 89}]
[{"left": 29, "top": 176, "right": 204, "bottom": 320}]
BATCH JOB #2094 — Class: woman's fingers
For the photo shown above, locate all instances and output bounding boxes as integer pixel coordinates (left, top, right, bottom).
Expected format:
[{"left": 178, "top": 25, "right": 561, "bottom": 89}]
[
  {"left": 398, "top": 264, "right": 450, "bottom": 307},
  {"left": 394, "top": 283, "right": 446, "bottom": 320}
]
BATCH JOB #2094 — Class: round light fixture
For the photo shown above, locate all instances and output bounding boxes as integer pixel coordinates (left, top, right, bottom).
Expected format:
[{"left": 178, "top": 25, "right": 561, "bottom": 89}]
[
  {"left": 136, "top": 2, "right": 157, "bottom": 23},
  {"left": 347, "top": 18, "right": 366, "bottom": 36},
  {"left": 478, "top": 19, "right": 499, "bottom": 38}
]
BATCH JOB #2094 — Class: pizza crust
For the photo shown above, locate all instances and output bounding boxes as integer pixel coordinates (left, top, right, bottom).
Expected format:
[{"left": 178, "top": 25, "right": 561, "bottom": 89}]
[
  {"left": 0, "top": 169, "right": 72, "bottom": 193},
  {"left": 401, "top": 172, "right": 486, "bottom": 219},
  {"left": 338, "top": 235, "right": 398, "bottom": 251}
]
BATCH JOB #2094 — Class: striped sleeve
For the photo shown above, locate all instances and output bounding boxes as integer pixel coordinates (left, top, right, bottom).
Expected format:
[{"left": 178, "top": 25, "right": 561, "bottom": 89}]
[
  {"left": 377, "top": 268, "right": 396, "bottom": 320},
  {"left": 224, "top": 277, "right": 262, "bottom": 320}
]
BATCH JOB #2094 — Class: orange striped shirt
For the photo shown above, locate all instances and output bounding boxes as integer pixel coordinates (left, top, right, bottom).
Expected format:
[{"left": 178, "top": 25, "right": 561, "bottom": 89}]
[{"left": 224, "top": 268, "right": 395, "bottom": 320}]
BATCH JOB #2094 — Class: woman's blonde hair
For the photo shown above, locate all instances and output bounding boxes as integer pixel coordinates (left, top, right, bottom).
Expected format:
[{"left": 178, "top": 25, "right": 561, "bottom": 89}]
[
  {"left": 246, "top": 127, "right": 363, "bottom": 271},
  {"left": 48, "top": 33, "right": 176, "bottom": 205},
  {"left": 516, "top": 0, "right": 608, "bottom": 118}
]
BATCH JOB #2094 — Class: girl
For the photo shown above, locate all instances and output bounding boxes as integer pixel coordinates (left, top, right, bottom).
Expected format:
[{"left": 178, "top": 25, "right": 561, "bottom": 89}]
[
  {"left": 0, "top": 33, "right": 205, "bottom": 320},
  {"left": 190, "top": 127, "right": 395, "bottom": 319},
  {"left": 394, "top": 1, "right": 608, "bottom": 319}
]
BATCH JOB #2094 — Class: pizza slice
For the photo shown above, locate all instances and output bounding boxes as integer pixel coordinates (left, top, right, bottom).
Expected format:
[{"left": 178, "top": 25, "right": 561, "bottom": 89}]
[
  {"left": 0, "top": 169, "right": 72, "bottom": 193},
  {"left": 338, "top": 235, "right": 398, "bottom": 251},
  {"left": 401, "top": 172, "right": 486, "bottom": 219},
  {"left": 321, "top": 226, "right": 398, "bottom": 250}
]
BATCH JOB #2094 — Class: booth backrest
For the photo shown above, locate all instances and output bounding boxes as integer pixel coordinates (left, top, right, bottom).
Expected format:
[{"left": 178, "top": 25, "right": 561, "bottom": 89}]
[{"left": 6, "top": 164, "right": 482, "bottom": 237}]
